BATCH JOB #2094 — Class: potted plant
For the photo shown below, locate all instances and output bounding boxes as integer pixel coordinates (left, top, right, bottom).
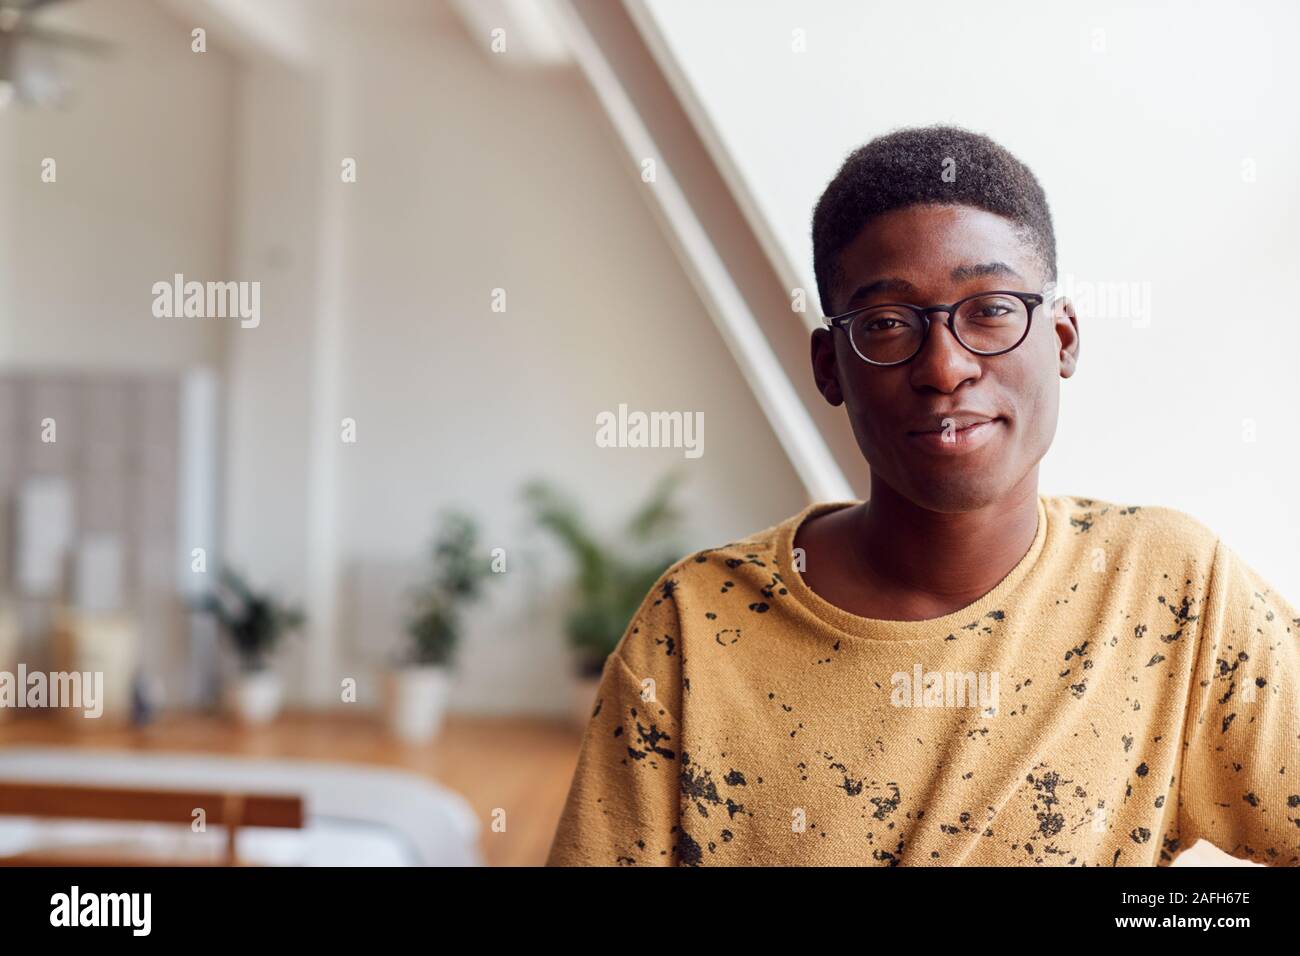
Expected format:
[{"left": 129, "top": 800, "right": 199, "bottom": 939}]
[
  {"left": 387, "top": 510, "right": 490, "bottom": 744},
  {"left": 199, "top": 568, "right": 304, "bottom": 725},
  {"left": 523, "top": 471, "right": 685, "bottom": 728}
]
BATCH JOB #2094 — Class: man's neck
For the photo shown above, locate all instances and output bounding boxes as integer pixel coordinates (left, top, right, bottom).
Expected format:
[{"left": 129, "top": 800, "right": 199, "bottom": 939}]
[{"left": 852, "top": 473, "right": 1041, "bottom": 608}]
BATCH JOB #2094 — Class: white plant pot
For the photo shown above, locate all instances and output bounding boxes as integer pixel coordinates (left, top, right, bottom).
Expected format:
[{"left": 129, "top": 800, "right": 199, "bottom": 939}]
[
  {"left": 572, "top": 673, "right": 603, "bottom": 730},
  {"left": 384, "top": 666, "right": 452, "bottom": 744},
  {"left": 225, "top": 670, "right": 283, "bottom": 725}
]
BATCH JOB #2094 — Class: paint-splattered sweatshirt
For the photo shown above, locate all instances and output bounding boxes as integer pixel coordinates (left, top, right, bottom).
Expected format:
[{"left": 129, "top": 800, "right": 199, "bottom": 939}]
[{"left": 546, "top": 495, "right": 1300, "bottom": 866}]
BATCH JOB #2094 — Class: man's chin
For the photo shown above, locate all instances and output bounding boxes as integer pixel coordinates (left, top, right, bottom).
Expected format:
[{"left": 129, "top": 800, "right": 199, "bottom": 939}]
[{"left": 898, "top": 475, "right": 1008, "bottom": 514}]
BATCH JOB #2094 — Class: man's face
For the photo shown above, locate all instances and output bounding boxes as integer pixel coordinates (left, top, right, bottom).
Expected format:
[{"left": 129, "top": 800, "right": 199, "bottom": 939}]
[{"left": 811, "top": 203, "right": 1079, "bottom": 513}]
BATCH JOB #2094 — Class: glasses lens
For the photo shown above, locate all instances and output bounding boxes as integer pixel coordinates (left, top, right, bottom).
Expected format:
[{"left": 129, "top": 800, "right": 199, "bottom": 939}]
[
  {"left": 954, "top": 294, "right": 1030, "bottom": 354},
  {"left": 848, "top": 306, "right": 925, "bottom": 364}
]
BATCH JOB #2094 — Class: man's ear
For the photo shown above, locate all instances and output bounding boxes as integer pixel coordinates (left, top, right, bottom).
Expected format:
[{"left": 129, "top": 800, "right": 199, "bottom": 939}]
[
  {"left": 1053, "top": 295, "right": 1080, "bottom": 378},
  {"left": 811, "top": 328, "right": 844, "bottom": 405}
]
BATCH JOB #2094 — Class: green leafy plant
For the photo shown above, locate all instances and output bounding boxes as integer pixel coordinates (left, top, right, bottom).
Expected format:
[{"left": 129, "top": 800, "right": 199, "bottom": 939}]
[
  {"left": 199, "top": 567, "right": 305, "bottom": 673},
  {"left": 524, "top": 471, "right": 685, "bottom": 677},
  {"left": 404, "top": 510, "right": 491, "bottom": 667}
]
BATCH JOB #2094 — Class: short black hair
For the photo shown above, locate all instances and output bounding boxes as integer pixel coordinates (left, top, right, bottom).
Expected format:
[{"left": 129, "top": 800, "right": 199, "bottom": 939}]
[{"left": 811, "top": 125, "right": 1056, "bottom": 315}]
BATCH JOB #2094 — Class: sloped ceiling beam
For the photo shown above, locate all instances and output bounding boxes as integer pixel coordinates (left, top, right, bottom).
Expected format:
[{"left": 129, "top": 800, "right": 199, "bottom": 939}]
[
  {"left": 549, "top": 0, "right": 863, "bottom": 502},
  {"left": 447, "top": 0, "right": 572, "bottom": 67}
]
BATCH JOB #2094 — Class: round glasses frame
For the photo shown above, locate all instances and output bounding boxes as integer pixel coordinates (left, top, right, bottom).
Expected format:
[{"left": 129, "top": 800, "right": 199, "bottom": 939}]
[{"left": 822, "top": 290, "right": 1044, "bottom": 367}]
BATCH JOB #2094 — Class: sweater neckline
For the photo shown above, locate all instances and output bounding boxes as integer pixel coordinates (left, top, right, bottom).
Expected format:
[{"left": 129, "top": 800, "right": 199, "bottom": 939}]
[{"left": 775, "top": 494, "right": 1050, "bottom": 642}]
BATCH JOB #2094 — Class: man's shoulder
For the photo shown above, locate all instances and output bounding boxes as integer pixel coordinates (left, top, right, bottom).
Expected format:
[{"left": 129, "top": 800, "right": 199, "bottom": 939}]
[
  {"left": 1044, "top": 493, "right": 1220, "bottom": 558},
  {"left": 614, "top": 508, "right": 809, "bottom": 666},
  {"left": 652, "top": 505, "right": 818, "bottom": 594}
]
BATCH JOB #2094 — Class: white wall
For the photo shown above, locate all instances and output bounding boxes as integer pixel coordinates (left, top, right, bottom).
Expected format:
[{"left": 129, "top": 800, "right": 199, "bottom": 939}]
[
  {"left": 0, "top": 0, "right": 239, "bottom": 708},
  {"left": 216, "top": 0, "right": 808, "bottom": 713},
  {"left": 0, "top": 0, "right": 810, "bottom": 716},
  {"left": 0, "top": 0, "right": 236, "bottom": 370},
  {"left": 1, "top": 0, "right": 807, "bottom": 716},
  {"left": 641, "top": 0, "right": 1300, "bottom": 598},
  {"left": 218, "top": 59, "right": 325, "bottom": 697}
]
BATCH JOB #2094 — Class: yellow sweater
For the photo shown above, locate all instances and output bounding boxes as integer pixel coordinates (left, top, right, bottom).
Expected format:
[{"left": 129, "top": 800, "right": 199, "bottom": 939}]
[{"left": 546, "top": 495, "right": 1300, "bottom": 866}]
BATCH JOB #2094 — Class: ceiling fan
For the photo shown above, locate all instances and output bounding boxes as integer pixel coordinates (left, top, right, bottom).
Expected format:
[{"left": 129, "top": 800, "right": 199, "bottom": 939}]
[{"left": 0, "top": 0, "right": 111, "bottom": 108}]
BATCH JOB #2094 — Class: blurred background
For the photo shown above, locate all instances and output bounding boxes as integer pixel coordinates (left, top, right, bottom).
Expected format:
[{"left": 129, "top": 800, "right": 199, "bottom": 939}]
[{"left": 0, "top": 0, "right": 1295, "bottom": 866}]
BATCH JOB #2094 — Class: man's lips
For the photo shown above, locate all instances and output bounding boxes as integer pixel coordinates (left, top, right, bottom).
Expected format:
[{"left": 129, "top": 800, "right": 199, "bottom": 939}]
[
  {"left": 905, "top": 417, "right": 1004, "bottom": 452},
  {"left": 906, "top": 413, "right": 1001, "bottom": 434}
]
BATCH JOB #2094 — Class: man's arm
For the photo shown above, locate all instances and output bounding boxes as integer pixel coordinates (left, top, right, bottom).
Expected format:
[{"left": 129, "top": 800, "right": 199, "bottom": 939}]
[
  {"left": 546, "top": 569, "right": 684, "bottom": 866},
  {"left": 1177, "top": 537, "right": 1300, "bottom": 865}
]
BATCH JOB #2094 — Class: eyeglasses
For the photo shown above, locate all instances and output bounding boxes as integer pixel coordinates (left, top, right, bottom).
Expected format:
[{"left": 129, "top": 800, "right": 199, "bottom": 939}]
[{"left": 823, "top": 290, "right": 1043, "bottom": 367}]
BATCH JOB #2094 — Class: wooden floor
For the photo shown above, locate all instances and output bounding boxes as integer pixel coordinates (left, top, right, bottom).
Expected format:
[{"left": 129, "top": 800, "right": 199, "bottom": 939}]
[{"left": 0, "top": 711, "right": 584, "bottom": 867}]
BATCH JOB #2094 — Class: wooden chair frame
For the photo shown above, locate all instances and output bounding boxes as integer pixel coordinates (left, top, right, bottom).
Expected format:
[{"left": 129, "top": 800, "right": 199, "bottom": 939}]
[{"left": 0, "top": 780, "right": 304, "bottom": 866}]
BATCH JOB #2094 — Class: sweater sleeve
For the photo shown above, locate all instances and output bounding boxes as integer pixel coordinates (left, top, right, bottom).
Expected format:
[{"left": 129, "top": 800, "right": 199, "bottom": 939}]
[
  {"left": 1176, "top": 538, "right": 1300, "bottom": 866},
  {"left": 545, "top": 569, "right": 685, "bottom": 866}
]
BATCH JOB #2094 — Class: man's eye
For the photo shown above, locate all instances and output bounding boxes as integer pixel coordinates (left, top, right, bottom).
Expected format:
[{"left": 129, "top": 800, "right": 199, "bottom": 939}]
[{"left": 865, "top": 318, "right": 905, "bottom": 332}]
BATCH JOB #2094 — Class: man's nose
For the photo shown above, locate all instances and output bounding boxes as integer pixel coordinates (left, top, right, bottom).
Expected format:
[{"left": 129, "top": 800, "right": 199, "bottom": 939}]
[{"left": 908, "top": 313, "right": 982, "bottom": 392}]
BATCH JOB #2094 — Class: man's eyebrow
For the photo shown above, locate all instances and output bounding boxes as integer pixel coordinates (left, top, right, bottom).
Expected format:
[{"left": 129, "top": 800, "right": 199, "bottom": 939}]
[
  {"left": 843, "top": 277, "right": 919, "bottom": 307},
  {"left": 841, "top": 263, "right": 1023, "bottom": 310},
  {"left": 950, "top": 261, "right": 1023, "bottom": 282}
]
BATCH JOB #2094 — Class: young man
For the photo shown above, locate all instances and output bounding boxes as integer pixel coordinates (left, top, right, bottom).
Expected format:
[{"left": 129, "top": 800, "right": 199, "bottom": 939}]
[{"left": 546, "top": 126, "right": 1300, "bottom": 867}]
